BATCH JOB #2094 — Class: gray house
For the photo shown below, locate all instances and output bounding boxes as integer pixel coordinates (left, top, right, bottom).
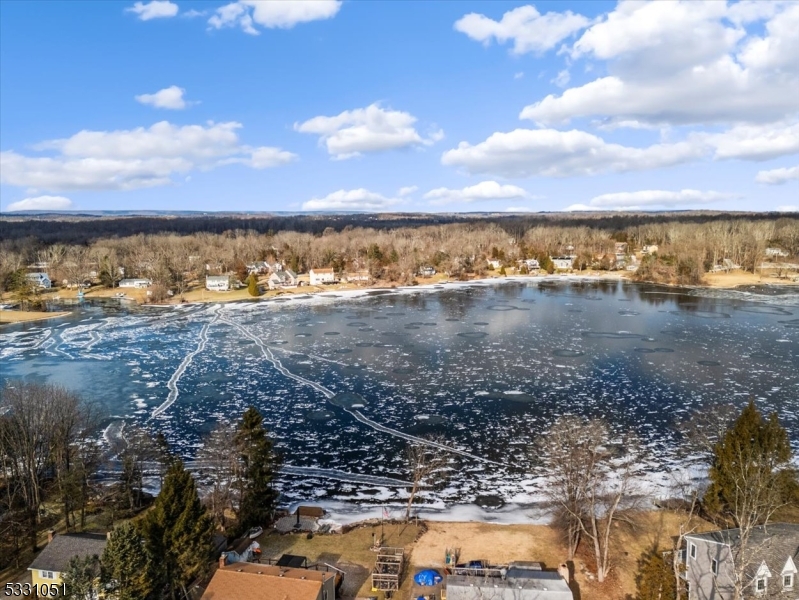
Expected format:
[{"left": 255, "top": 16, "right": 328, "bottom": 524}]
[
  {"left": 446, "top": 562, "right": 573, "bottom": 600},
  {"left": 683, "top": 523, "right": 799, "bottom": 599}
]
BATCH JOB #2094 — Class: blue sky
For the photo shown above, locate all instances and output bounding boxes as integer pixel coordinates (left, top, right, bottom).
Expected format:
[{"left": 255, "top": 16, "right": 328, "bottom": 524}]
[{"left": 1, "top": 0, "right": 797, "bottom": 213}]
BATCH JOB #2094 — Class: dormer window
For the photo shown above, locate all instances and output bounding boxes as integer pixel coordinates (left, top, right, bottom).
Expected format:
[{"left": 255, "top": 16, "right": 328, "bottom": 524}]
[
  {"left": 784, "top": 574, "right": 794, "bottom": 589},
  {"left": 756, "top": 578, "right": 766, "bottom": 594}
]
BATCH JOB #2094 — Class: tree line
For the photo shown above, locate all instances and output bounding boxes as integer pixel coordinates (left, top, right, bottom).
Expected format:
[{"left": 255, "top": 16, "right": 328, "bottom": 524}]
[{"left": 2, "top": 215, "right": 797, "bottom": 299}]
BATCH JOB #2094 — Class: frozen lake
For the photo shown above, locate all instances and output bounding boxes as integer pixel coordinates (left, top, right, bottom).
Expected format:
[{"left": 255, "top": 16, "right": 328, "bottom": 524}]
[{"left": 2, "top": 278, "right": 798, "bottom": 518}]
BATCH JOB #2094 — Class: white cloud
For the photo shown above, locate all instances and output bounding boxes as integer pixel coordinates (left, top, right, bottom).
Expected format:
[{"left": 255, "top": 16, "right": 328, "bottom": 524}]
[
  {"left": 441, "top": 128, "right": 704, "bottom": 178},
  {"left": 701, "top": 121, "right": 799, "bottom": 161},
  {"left": 552, "top": 70, "right": 570, "bottom": 88},
  {"left": 1, "top": 121, "right": 295, "bottom": 192},
  {"left": 209, "top": 0, "right": 341, "bottom": 34},
  {"left": 183, "top": 9, "right": 208, "bottom": 18},
  {"left": 504, "top": 206, "right": 536, "bottom": 212},
  {"left": 125, "top": 1, "right": 178, "bottom": 20},
  {"left": 776, "top": 205, "right": 798, "bottom": 212},
  {"left": 295, "top": 103, "right": 443, "bottom": 160},
  {"left": 302, "top": 189, "right": 399, "bottom": 211},
  {"left": 423, "top": 181, "right": 530, "bottom": 204},
  {"left": 514, "top": 72, "right": 524, "bottom": 80},
  {"left": 135, "top": 85, "right": 191, "bottom": 110},
  {"left": 756, "top": 165, "right": 799, "bottom": 185},
  {"left": 4, "top": 195, "right": 73, "bottom": 212},
  {"left": 566, "top": 189, "right": 735, "bottom": 211},
  {"left": 454, "top": 5, "right": 589, "bottom": 55},
  {"left": 521, "top": 2, "right": 799, "bottom": 127},
  {"left": 397, "top": 185, "right": 418, "bottom": 197}
]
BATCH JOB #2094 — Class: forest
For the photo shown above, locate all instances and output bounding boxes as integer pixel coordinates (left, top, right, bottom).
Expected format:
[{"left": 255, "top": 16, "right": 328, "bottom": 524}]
[{"left": 1, "top": 212, "right": 797, "bottom": 295}]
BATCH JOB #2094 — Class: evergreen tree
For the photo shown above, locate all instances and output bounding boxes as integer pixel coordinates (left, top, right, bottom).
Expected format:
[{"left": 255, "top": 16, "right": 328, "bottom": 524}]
[
  {"left": 62, "top": 554, "right": 101, "bottom": 600},
  {"left": 634, "top": 547, "right": 677, "bottom": 600},
  {"left": 704, "top": 401, "right": 795, "bottom": 524},
  {"left": 247, "top": 273, "right": 260, "bottom": 297},
  {"left": 235, "top": 407, "right": 280, "bottom": 532},
  {"left": 101, "top": 522, "right": 154, "bottom": 600},
  {"left": 141, "top": 460, "right": 215, "bottom": 600}
]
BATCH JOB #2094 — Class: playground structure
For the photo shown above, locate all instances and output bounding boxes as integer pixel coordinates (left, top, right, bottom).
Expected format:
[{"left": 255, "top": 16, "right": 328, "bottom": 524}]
[{"left": 371, "top": 547, "right": 405, "bottom": 593}]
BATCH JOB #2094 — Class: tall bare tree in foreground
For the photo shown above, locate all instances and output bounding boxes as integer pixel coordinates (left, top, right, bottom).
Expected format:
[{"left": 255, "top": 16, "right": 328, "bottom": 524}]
[
  {"left": 538, "top": 416, "right": 645, "bottom": 582},
  {"left": 198, "top": 422, "right": 239, "bottom": 532},
  {"left": 405, "top": 437, "right": 450, "bottom": 521}
]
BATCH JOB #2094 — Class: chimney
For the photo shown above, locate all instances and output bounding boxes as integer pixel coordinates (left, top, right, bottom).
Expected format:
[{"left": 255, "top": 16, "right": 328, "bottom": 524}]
[
  {"left": 47, "top": 529, "right": 55, "bottom": 544},
  {"left": 219, "top": 555, "right": 226, "bottom": 569},
  {"left": 107, "top": 531, "right": 112, "bottom": 540},
  {"left": 557, "top": 563, "right": 570, "bottom": 582}
]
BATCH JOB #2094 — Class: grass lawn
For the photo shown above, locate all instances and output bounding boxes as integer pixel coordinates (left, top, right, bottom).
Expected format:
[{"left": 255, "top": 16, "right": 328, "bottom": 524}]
[{"left": 257, "top": 521, "right": 423, "bottom": 599}]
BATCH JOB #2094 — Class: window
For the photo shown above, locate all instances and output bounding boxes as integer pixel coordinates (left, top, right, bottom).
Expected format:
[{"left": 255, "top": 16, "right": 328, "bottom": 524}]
[
  {"left": 41, "top": 571, "right": 54, "bottom": 579},
  {"left": 689, "top": 543, "right": 697, "bottom": 560},
  {"left": 784, "top": 574, "right": 794, "bottom": 589},
  {"left": 756, "top": 578, "right": 766, "bottom": 593},
  {"left": 711, "top": 559, "right": 718, "bottom": 574}
]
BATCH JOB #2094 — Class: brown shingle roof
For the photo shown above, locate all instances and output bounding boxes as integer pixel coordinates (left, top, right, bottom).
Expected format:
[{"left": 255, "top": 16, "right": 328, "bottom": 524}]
[
  {"left": 28, "top": 534, "right": 107, "bottom": 574},
  {"left": 201, "top": 564, "right": 332, "bottom": 600}
]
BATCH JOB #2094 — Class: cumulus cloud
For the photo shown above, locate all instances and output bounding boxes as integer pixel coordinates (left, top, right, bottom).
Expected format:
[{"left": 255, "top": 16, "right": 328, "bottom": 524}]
[
  {"left": 776, "top": 205, "right": 799, "bottom": 212},
  {"left": 209, "top": 0, "right": 341, "bottom": 34},
  {"left": 756, "top": 165, "right": 799, "bottom": 185},
  {"left": 566, "top": 189, "right": 735, "bottom": 211},
  {"left": 125, "top": 1, "right": 178, "bottom": 20},
  {"left": 302, "top": 189, "right": 399, "bottom": 211},
  {"left": 504, "top": 206, "right": 536, "bottom": 212},
  {"left": 135, "top": 85, "right": 191, "bottom": 110},
  {"left": 397, "top": 186, "right": 418, "bottom": 197},
  {"left": 0, "top": 121, "right": 295, "bottom": 192},
  {"left": 441, "top": 128, "right": 704, "bottom": 178},
  {"left": 520, "top": 2, "right": 799, "bottom": 128},
  {"left": 454, "top": 5, "right": 589, "bottom": 54},
  {"left": 423, "top": 181, "right": 530, "bottom": 204},
  {"left": 295, "top": 103, "right": 443, "bottom": 160},
  {"left": 4, "top": 195, "right": 73, "bottom": 212},
  {"left": 701, "top": 122, "right": 799, "bottom": 161}
]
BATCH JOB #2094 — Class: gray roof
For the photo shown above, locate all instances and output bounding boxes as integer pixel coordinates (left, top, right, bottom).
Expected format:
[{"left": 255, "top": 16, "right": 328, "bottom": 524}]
[
  {"left": 28, "top": 534, "right": 107, "bottom": 573},
  {"left": 446, "top": 574, "right": 572, "bottom": 600},
  {"left": 686, "top": 523, "right": 799, "bottom": 578}
]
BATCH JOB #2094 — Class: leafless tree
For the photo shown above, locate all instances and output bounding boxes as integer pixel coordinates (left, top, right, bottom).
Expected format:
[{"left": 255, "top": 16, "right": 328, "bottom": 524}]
[
  {"left": 537, "top": 416, "right": 645, "bottom": 582},
  {"left": 405, "top": 437, "right": 451, "bottom": 521},
  {"left": 198, "top": 423, "right": 240, "bottom": 532}
]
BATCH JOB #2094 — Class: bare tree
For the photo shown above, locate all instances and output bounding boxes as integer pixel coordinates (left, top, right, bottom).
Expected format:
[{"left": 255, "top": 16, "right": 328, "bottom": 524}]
[
  {"left": 198, "top": 423, "right": 240, "bottom": 532},
  {"left": 405, "top": 437, "right": 451, "bottom": 521},
  {"left": 538, "top": 416, "right": 645, "bottom": 582}
]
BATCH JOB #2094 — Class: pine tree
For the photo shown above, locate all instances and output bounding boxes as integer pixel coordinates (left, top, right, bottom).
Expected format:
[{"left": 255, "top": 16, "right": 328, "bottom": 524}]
[
  {"left": 101, "top": 522, "right": 154, "bottom": 600},
  {"left": 247, "top": 273, "right": 260, "bottom": 297},
  {"left": 141, "top": 460, "right": 215, "bottom": 600},
  {"left": 704, "top": 401, "right": 795, "bottom": 523},
  {"left": 62, "top": 554, "right": 100, "bottom": 600},
  {"left": 634, "top": 547, "right": 677, "bottom": 600},
  {"left": 235, "top": 407, "right": 280, "bottom": 532}
]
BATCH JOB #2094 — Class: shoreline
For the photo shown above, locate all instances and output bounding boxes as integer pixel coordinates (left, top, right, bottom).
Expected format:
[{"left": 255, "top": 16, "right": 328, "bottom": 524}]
[{"left": 0, "top": 310, "right": 72, "bottom": 325}]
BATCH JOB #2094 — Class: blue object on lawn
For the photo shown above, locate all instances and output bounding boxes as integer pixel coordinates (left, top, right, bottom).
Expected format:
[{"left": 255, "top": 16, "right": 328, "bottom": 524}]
[{"left": 414, "top": 570, "right": 443, "bottom": 586}]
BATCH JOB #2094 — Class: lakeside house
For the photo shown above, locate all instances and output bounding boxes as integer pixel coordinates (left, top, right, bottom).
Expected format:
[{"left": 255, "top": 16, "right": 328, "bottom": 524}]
[
  {"left": 26, "top": 272, "right": 52, "bottom": 289},
  {"left": 615, "top": 242, "right": 628, "bottom": 254},
  {"left": 206, "top": 275, "right": 231, "bottom": 291},
  {"left": 201, "top": 563, "right": 336, "bottom": 600},
  {"left": 683, "top": 523, "right": 799, "bottom": 599},
  {"left": 419, "top": 266, "right": 436, "bottom": 277},
  {"left": 642, "top": 244, "right": 659, "bottom": 255},
  {"left": 309, "top": 268, "right": 336, "bottom": 285},
  {"left": 766, "top": 247, "right": 790, "bottom": 258},
  {"left": 119, "top": 278, "right": 152, "bottom": 289},
  {"left": 247, "top": 261, "right": 270, "bottom": 274},
  {"left": 28, "top": 531, "right": 106, "bottom": 589},
  {"left": 550, "top": 257, "right": 574, "bottom": 271},
  {"left": 446, "top": 562, "right": 573, "bottom": 600},
  {"left": 487, "top": 259, "right": 502, "bottom": 270},
  {"left": 346, "top": 270, "right": 370, "bottom": 283},
  {"left": 268, "top": 269, "right": 298, "bottom": 289}
]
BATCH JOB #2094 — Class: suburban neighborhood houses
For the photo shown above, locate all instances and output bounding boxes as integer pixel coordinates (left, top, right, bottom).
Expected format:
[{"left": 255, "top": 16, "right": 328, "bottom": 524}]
[{"left": 27, "top": 532, "right": 107, "bottom": 589}]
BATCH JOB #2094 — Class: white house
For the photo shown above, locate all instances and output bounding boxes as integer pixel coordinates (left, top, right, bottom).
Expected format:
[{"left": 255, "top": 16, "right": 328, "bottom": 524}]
[
  {"left": 521, "top": 259, "right": 540, "bottom": 271},
  {"left": 119, "top": 278, "right": 152, "bottom": 289},
  {"left": 642, "top": 244, "right": 659, "bottom": 255},
  {"left": 206, "top": 275, "right": 230, "bottom": 291},
  {"left": 487, "top": 259, "right": 502, "bottom": 270},
  {"left": 766, "top": 247, "right": 790, "bottom": 258},
  {"left": 246, "top": 261, "right": 269, "bottom": 274},
  {"left": 419, "top": 266, "right": 436, "bottom": 277},
  {"left": 346, "top": 270, "right": 370, "bottom": 283},
  {"left": 268, "top": 269, "right": 298, "bottom": 289},
  {"left": 309, "top": 268, "right": 336, "bottom": 285},
  {"left": 26, "top": 272, "right": 52, "bottom": 289},
  {"left": 551, "top": 257, "right": 574, "bottom": 271}
]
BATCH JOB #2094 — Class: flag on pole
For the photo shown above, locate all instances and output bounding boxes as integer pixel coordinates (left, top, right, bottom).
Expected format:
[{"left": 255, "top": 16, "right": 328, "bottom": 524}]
[{"left": 383, "top": 507, "right": 390, "bottom": 519}]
